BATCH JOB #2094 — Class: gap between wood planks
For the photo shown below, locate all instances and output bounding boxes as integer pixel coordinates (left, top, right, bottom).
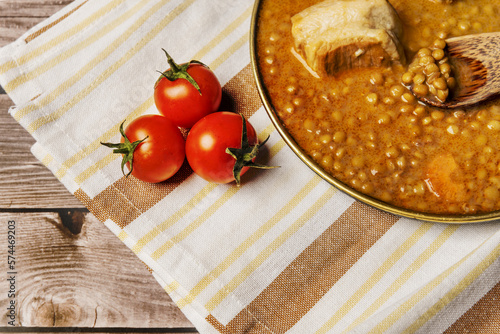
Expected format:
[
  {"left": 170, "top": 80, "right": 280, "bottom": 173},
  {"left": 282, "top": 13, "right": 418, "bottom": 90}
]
[{"left": 0, "top": 208, "right": 88, "bottom": 235}]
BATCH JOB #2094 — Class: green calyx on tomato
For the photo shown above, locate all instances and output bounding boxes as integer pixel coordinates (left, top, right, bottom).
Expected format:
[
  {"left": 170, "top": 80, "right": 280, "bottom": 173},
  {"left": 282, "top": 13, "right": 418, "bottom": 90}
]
[
  {"left": 100, "top": 120, "right": 148, "bottom": 177},
  {"left": 155, "top": 48, "right": 204, "bottom": 95},
  {"left": 226, "top": 114, "right": 277, "bottom": 186}
]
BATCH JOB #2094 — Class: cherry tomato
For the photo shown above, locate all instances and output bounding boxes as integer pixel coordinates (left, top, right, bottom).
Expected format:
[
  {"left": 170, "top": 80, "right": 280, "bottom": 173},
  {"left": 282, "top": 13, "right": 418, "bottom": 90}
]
[
  {"left": 102, "top": 115, "right": 185, "bottom": 183},
  {"left": 154, "top": 50, "right": 222, "bottom": 128},
  {"left": 186, "top": 112, "right": 271, "bottom": 185}
]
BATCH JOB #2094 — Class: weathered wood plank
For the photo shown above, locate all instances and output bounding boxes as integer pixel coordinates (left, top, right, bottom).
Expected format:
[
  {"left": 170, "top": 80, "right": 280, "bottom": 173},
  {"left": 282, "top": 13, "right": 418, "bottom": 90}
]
[
  {"left": 0, "top": 1, "right": 197, "bottom": 332},
  {"left": 0, "top": 1, "right": 74, "bottom": 17},
  {"left": 0, "top": 211, "right": 194, "bottom": 329},
  {"left": 0, "top": 17, "right": 36, "bottom": 47},
  {"left": 0, "top": 1, "right": 92, "bottom": 208},
  {"left": 0, "top": 95, "right": 84, "bottom": 209},
  {"left": 0, "top": 0, "right": 87, "bottom": 209},
  {"left": 0, "top": 17, "right": 26, "bottom": 46},
  {"left": 0, "top": 1, "right": 71, "bottom": 47}
]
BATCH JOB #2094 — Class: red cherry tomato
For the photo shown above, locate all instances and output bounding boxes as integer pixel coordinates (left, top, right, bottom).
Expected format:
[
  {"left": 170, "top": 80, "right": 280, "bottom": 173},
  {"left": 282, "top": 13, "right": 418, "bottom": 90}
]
[
  {"left": 154, "top": 50, "right": 222, "bottom": 128},
  {"left": 102, "top": 115, "right": 185, "bottom": 183},
  {"left": 186, "top": 112, "right": 269, "bottom": 185}
]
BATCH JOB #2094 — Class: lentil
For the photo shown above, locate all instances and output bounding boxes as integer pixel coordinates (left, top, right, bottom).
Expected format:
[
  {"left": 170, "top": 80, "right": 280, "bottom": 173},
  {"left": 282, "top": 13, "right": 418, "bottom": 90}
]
[
  {"left": 257, "top": 0, "right": 500, "bottom": 214},
  {"left": 403, "top": 39, "right": 455, "bottom": 103}
]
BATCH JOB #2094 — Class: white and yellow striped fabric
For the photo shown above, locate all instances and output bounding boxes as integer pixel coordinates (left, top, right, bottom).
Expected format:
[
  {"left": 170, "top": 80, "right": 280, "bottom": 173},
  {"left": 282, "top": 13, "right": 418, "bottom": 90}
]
[{"left": 1, "top": 0, "right": 500, "bottom": 333}]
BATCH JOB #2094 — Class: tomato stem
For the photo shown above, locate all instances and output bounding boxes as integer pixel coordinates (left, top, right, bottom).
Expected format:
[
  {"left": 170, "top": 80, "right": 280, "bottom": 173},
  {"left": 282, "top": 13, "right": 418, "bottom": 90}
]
[
  {"left": 225, "top": 114, "right": 278, "bottom": 186},
  {"left": 100, "top": 120, "right": 148, "bottom": 177},
  {"left": 156, "top": 49, "right": 204, "bottom": 95}
]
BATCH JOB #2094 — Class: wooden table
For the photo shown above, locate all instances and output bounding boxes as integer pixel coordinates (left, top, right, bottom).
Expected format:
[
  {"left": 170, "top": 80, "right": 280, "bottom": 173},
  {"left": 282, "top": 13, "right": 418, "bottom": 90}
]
[{"left": 0, "top": 1, "right": 196, "bottom": 332}]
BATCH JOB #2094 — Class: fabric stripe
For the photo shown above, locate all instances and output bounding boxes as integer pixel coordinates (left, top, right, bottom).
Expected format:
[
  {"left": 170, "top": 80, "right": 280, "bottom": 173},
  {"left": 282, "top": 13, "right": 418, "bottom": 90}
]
[
  {"left": 18, "top": 0, "right": 188, "bottom": 128},
  {"left": 1, "top": 0, "right": 125, "bottom": 73},
  {"left": 315, "top": 222, "right": 433, "bottom": 334},
  {"left": 66, "top": 5, "right": 253, "bottom": 181},
  {"left": 1, "top": 0, "right": 112, "bottom": 75},
  {"left": 0, "top": 61, "right": 16, "bottom": 78},
  {"left": 218, "top": 65, "right": 263, "bottom": 118},
  {"left": 150, "top": 134, "right": 283, "bottom": 261},
  {"left": 4, "top": 1, "right": 500, "bottom": 333},
  {"left": 164, "top": 281, "right": 181, "bottom": 294},
  {"left": 400, "top": 242, "right": 500, "bottom": 334},
  {"left": 369, "top": 254, "right": 471, "bottom": 333},
  {"left": 205, "top": 183, "right": 336, "bottom": 314},
  {"left": 221, "top": 202, "right": 399, "bottom": 334},
  {"left": 444, "top": 279, "right": 500, "bottom": 333},
  {"left": 69, "top": 95, "right": 155, "bottom": 184},
  {"left": 151, "top": 185, "right": 241, "bottom": 260},
  {"left": 73, "top": 64, "right": 263, "bottom": 228},
  {"left": 210, "top": 33, "right": 249, "bottom": 73},
  {"left": 342, "top": 225, "right": 460, "bottom": 333},
  {"left": 73, "top": 55, "right": 257, "bottom": 185},
  {"left": 131, "top": 182, "right": 217, "bottom": 254},
  {"left": 176, "top": 175, "right": 322, "bottom": 309},
  {"left": 73, "top": 142, "right": 140, "bottom": 185},
  {"left": 41, "top": 153, "right": 54, "bottom": 166},
  {"left": 117, "top": 230, "right": 128, "bottom": 241},
  {"left": 24, "top": 0, "right": 251, "bottom": 133},
  {"left": 130, "top": 125, "right": 276, "bottom": 256},
  {"left": 5, "top": 0, "right": 150, "bottom": 93},
  {"left": 14, "top": 0, "right": 170, "bottom": 121},
  {"left": 192, "top": 5, "right": 253, "bottom": 62},
  {"left": 60, "top": 95, "right": 154, "bottom": 182},
  {"left": 207, "top": 315, "right": 235, "bottom": 334},
  {"left": 58, "top": 26, "right": 257, "bottom": 182},
  {"left": 0, "top": 0, "right": 125, "bottom": 76},
  {"left": 22, "top": 0, "right": 126, "bottom": 62},
  {"left": 367, "top": 237, "right": 498, "bottom": 333},
  {"left": 74, "top": 163, "right": 192, "bottom": 228},
  {"left": 24, "top": 1, "right": 90, "bottom": 43}
]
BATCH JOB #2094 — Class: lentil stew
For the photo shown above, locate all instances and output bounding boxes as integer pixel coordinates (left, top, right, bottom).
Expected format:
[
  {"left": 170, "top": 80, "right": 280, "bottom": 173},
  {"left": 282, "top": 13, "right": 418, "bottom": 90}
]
[{"left": 254, "top": 0, "right": 500, "bottom": 216}]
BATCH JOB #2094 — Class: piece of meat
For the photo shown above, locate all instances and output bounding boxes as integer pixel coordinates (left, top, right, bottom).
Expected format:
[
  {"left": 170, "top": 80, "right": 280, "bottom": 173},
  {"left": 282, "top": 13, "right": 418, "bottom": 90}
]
[
  {"left": 291, "top": 0, "right": 406, "bottom": 76},
  {"left": 424, "top": 153, "right": 467, "bottom": 203}
]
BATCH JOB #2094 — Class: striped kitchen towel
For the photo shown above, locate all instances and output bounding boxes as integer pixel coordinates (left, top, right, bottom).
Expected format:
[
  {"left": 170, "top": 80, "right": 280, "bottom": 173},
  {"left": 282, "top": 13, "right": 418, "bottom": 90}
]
[{"left": 1, "top": 0, "right": 500, "bottom": 332}]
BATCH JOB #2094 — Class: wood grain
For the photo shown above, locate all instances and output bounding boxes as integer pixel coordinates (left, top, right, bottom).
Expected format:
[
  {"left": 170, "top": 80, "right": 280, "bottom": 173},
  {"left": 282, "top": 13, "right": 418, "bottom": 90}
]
[
  {"left": 0, "top": 96, "right": 84, "bottom": 209},
  {"left": 0, "top": 1, "right": 75, "bottom": 207},
  {"left": 0, "top": 0, "right": 197, "bottom": 331},
  {"left": 443, "top": 32, "right": 500, "bottom": 108},
  {"left": 0, "top": 211, "right": 192, "bottom": 328},
  {"left": 0, "top": 0, "right": 82, "bottom": 209},
  {"left": 0, "top": 1, "right": 75, "bottom": 47},
  {"left": 0, "top": 1, "right": 74, "bottom": 17},
  {"left": 0, "top": 17, "right": 38, "bottom": 47}
]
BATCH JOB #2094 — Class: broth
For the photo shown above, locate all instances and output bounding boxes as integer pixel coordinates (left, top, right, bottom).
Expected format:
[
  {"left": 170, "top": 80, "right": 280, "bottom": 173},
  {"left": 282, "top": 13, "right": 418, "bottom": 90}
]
[{"left": 256, "top": 0, "right": 500, "bottom": 214}]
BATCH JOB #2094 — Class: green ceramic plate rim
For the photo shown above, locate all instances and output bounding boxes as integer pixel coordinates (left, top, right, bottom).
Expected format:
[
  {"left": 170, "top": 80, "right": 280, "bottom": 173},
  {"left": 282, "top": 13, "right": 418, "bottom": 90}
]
[{"left": 249, "top": 0, "right": 500, "bottom": 224}]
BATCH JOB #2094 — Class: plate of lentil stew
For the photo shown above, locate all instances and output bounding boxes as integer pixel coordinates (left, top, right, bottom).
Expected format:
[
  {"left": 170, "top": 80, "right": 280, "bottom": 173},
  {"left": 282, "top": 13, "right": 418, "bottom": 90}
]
[{"left": 250, "top": 0, "right": 500, "bottom": 222}]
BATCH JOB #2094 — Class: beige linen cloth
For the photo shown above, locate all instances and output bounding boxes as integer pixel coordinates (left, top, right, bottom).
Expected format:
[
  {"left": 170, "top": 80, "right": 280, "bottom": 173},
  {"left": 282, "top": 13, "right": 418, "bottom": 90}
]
[{"left": 1, "top": 0, "right": 500, "bottom": 332}]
